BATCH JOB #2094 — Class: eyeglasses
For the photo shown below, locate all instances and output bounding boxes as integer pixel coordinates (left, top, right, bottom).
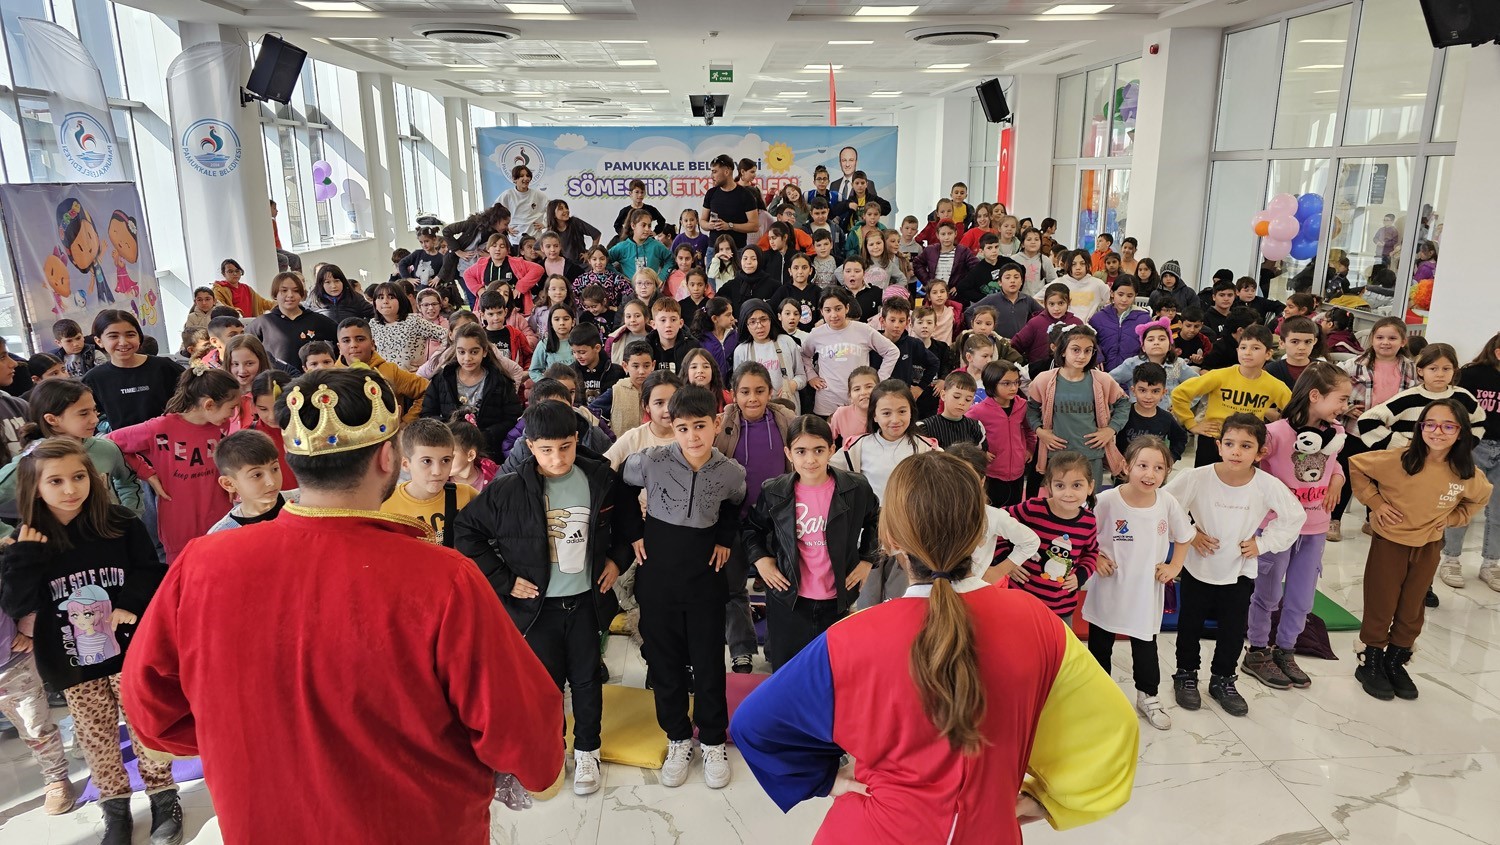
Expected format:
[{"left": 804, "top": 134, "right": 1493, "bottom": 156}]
[{"left": 1420, "top": 421, "right": 1460, "bottom": 435}]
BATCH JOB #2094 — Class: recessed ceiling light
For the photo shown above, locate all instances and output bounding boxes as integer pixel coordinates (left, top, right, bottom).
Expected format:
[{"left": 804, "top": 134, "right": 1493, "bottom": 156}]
[
  {"left": 446, "top": 64, "right": 486, "bottom": 69},
  {"left": 602, "top": 40, "right": 646, "bottom": 44},
  {"left": 1298, "top": 64, "right": 1344, "bottom": 70},
  {"left": 927, "top": 63, "right": 970, "bottom": 69},
  {"left": 639, "top": 89, "right": 669, "bottom": 93},
  {"left": 505, "top": 3, "right": 570, "bottom": 13},
  {"left": 777, "top": 91, "right": 810, "bottom": 97},
  {"left": 763, "top": 106, "right": 788, "bottom": 112},
  {"left": 297, "top": 1, "right": 370, "bottom": 10},
  {"left": 617, "top": 59, "right": 657, "bottom": 66},
  {"left": 1399, "top": 93, "right": 1427, "bottom": 98},
  {"left": 842, "top": 107, "right": 863, "bottom": 112},
  {"left": 803, "top": 64, "right": 844, "bottom": 71},
  {"left": 1299, "top": 39, "right": 1346, "bottom": 43},
  {"left": 1313, "top": 89, "right": 1338, "bottom": 94},
  {"left": 854, "top": 5, "right": 918, "bottom": 15},
  {"left": 868, "top": 91, "right": 902, "bottom": 97},
  {"left": 1042, "top": 4, "right": 1114, "bottom": 13},
  {"left": 989, "top": 39, "right": 1030, "bottom": 44},
  {"left": 512, "top": 92, "right": 548, "bottom": 97},
  {"left": 828, "top": 40, "right": 874, "bottom": 45}
]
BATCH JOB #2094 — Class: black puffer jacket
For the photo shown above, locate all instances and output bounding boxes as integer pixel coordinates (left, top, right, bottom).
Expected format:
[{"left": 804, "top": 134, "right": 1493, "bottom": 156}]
[
  {"left": 742, "top": 466, "right": 881, "bottom": 612},
  {"left": 420, "top": 359, "right": 524, "bottom": 459},
  {"left": 452, "top": 453, "right": 632, "bottom": 635}
]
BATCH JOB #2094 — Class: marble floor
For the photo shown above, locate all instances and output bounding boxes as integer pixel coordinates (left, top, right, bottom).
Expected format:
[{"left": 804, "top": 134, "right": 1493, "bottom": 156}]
[{"left": 3, "top": 503, "right": 1499, "bottom": 844}]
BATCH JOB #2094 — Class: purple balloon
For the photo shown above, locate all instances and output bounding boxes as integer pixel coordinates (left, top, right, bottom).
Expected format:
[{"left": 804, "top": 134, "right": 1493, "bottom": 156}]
[
  {"left": 312, "top": 160, "right": 331, "bottom": 182},
  {"left": 315, "top": 182, "right": 338, "bottom": 202},
  {"left": 1268, "top": 215, "right": 1300, "bottom": 241}
]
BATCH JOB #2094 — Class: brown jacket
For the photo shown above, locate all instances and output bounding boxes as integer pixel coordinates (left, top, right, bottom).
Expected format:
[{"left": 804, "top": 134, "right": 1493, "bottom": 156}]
[
  {"left": 715, "top": 403, "right": 796, "bottom": 463},
  {"left": 1350, "top": 449, "right": 1493, "bottom": 546}
]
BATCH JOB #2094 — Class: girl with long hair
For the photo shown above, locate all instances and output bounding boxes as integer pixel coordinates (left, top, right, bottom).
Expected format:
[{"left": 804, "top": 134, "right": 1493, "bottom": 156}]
[
  {"left": 308, "top": 263, "right": 375, "bottom": 323},
  {"left": 1330, "top": 315, "right": 1417, "bottom": 540},
  {"left": 730, "top": 450, "right": 1138, "bottom": 843}
]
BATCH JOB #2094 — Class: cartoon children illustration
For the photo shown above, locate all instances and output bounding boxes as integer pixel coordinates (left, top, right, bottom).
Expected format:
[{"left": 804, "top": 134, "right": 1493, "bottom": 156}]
[
  {"left": 142, "top": 289, "right": 159, "bottom": 326},
  {"left": 107, "top": 210, "right": 141, "bottom": 298},
  {"left": 56, "top": 197, "right": 115, "bottom": 306},
  {"left": 43, "top": 247, "right": 74, "bottom": 314},
  {"left": 59, "top": 584, "right": 122, "bottom": 666}
]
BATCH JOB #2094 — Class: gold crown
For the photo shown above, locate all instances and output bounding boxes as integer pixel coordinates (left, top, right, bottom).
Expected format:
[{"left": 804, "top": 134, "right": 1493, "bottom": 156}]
[{"left": 284, "top": 375, "right": 399, "bottom": 457}]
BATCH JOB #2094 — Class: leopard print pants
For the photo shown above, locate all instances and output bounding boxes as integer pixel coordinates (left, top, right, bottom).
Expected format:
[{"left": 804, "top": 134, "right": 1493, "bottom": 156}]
[{"left": 62, "top": 674, "right": 175, "bottom": 800}]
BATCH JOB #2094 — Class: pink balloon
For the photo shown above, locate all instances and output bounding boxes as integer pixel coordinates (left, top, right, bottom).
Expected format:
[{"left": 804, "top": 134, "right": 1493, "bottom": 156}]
[
  {"left": 1261, "top": 238, "right": 1291, "bottom": 261},
  {"left": 1266, "top": 193, "right": 1298, "bottom": 218},
  {"left": 1267, "top": 215, "right": 1300, "bottom": 241}
]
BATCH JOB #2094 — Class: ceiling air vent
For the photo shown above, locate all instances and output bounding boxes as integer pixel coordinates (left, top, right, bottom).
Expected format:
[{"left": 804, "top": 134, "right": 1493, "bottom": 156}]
[
  {"left": 412, "top": 23, "right": 520, "bottom": 45},
  {"left": 516, "top": 52, "right": 564, "bottom": 62},
  {"left": 906, "top": 25, "right": 1005, "bottom": 47},
  {"left": 561, "top": 97, "right": 609, "bottom": 107},
  {"left": 589, "top": 114, "right": 623, "bottom": 120},
  {"left": 1040, "top": 52, "right": 1081, "bottom": 66}
]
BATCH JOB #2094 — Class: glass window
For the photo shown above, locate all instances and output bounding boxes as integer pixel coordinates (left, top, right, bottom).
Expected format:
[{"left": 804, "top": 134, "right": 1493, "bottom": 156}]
[
  {"left": 1081, "top": 66, "right": 1112, "bottom": 158},
  {"left": 1106, "top": 169, "right": 1131, "bottom": 241},
  {"left": 73, "top": 0, "right": 125, "bottom": 100},
  {"left": 1110, "top": 59, "right": 1140, "bottom": 157},
  {"left": 1077, "top": 168, "right": 1105, "bottom": 252},
  {"left": 1216, "top": 24, "right": 1280, "bottom": 152},
  {"left": 1200, "top": 160, "right": 1268, "bottom": 287},
  {"left": 1343, "top": 0, "right": 1433, "bottom": 146},
  {"left": 1326, "top": 155, "right": 1413, "bottom": 298},
  {"left": 1, "top": 0, "right": 51, "bottom": 90},
  {"left": 1264, "top": 158, "right": 1332, "bottom": 297},
  {"left": 1053, "top": 74, "right": 1085, "bottom": 160},
  {"left": 17, "top": 96, "right": 66, "bottom": 182},
  {"left": 108, "top": 106, "right": 135, "bottom": 180},
  {"left": 1050, "top": 164, "right": 1076, "bottom": 246},
  {"left": 1405, "top": 155, "right": 1451, "bottom": 322},
  {"left": 1273, "top": 6, "right": 1352, "bottom": 150},
  {"left": 0, "top": 96, "right": 27, "bottom": 183},
  {"left": 1432, "top": 47, "right": 1468, "bottom": 143}
]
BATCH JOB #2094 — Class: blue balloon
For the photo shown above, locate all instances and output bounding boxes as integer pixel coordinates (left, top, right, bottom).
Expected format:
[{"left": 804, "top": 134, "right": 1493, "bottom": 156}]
[
  {"left": 1296, "top": 192, "right": 1324, "bottom": 221},
  {"left": 1290, "top": 238, "right": 1319, "bottom": 261},
  {"left": 1299, "top": 213, "right": 1322, "bottom": 240}
]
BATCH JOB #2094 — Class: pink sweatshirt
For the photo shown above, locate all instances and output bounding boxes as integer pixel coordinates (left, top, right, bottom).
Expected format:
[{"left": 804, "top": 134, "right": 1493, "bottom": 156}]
[
  {"left": 1258, "top": 418, "right": 1344, "bottom": 536},
  {"left": 107, "top": 414, "right": 232, "bottom": 562},
  {"left": 966, "top": 396, "right": 1035, "bottom": 481}
]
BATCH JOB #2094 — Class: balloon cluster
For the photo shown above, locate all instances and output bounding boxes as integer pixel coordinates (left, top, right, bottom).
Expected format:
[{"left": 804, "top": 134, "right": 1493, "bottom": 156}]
[
  {"left": 312, "top": 160, "right": 338, "bottom": 202},
  {"left": 1252, "top": 193, "right": 1323, "bottom": 262}
]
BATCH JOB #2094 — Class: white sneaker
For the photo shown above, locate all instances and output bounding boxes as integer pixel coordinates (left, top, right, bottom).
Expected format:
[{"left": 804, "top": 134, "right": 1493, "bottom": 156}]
[
  {"left": 573, "top": 749, "right": 601, "bottom": 796},
  {"left": 661, "top": 739, "right": 693, "bottom": 788},
  {"left": 1136, "top": 692, "right": 1172, "bottom": 731},
  {"left": 1438, "top": 557, "right": 1464, "bottom": 588},
  {"left": 701, "top": 743, "right": 731, "bottom": 789},
  {"left": 1480, "top": 560, "right": 1500, "bottom": 590}
]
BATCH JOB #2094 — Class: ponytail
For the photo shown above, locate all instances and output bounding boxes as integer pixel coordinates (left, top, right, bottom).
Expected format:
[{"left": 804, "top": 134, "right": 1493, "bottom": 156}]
[
  {"left": 164, "top": 364, "right": 240, "bottom": 415},
  {"left": 880, "top": 452, "right": 988, "bottom": 754}
]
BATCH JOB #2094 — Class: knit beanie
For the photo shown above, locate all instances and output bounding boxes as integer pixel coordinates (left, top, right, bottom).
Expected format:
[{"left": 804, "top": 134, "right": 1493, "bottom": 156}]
[{"left": 1160, "top": 259, "right": 1183, "bottom": 283}]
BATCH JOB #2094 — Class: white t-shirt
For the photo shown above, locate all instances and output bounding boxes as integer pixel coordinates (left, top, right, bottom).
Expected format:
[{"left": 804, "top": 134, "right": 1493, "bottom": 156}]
[
  {"left": 500, "top": 187, "right": 549, "bottom": 237},
  {"left": 1162, "top": 466, "right": 1307, "bottom": 585},
  {"left": 1060, "top": 275, "right": 1112, "bottom": 322},
  {"left": 860, "top": 434, "right": 914, "bottom": 503},
  {"left": 1084, "top": 488, "right": 1196, "bottom": 639},
  {"left": 968, "top": 506, "right": 1041, "bottom": 579}
]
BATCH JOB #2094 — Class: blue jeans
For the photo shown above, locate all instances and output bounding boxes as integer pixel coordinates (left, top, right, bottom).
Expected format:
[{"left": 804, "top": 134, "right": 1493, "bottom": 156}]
[{"left": 1443, "top": 439, "right": 1500, "bottom": 561}]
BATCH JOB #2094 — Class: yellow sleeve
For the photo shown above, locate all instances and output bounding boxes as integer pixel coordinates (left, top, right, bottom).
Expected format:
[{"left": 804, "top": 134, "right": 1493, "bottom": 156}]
[
  {"left": 1269, "top": 377, "right": 1292, "bottom": 416},
  {"left": 391, "top": 368, "right": 429, "bottom": 424},
  {"left": 1171, "top": 369, "right": 1216, "bottom": 429},
  {"left": 253, "top": 289, "right": 276, "bottom": 317},
  {"left": 1022, "top": 624, "right": 1139, "bottom": 830}
]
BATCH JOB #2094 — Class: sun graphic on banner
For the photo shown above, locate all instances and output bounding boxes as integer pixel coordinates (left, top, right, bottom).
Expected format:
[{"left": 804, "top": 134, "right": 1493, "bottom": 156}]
[{"left": 765, "top": 142, "right": 794, "bottom": 174}]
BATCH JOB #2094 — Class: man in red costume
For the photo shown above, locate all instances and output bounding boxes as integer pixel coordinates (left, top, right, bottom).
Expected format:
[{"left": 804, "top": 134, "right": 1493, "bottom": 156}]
[{"left": 122, "top": 368, "right": 563, "bottom": 843}]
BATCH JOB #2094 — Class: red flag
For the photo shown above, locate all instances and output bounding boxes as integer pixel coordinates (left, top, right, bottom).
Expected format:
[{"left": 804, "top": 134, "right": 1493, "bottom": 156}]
[{"left": 829, "top": 64, "right": 837, "bottom": 126}]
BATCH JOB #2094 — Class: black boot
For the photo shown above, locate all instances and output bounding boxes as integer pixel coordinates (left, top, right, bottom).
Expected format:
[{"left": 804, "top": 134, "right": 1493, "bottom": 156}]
[
  {"left": 149, "top": 788, "right": 184, "bottom": 845},
  {"left": 1384, "top": 645, "right": 1418, "bottom": 700},
  {"left": 1355, "top": 645, "right": 1394, "bottom": 700},
  {"left": 1425, "top": 587, "right": 1439, "bottom": 608},
  {"left": 99, "top": 796, "right": 133, "bottom": 845}
]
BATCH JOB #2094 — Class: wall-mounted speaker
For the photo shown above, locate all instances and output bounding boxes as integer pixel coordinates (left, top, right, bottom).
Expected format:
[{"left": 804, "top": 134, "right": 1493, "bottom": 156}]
[
  {"left": 1419, "top": 0, "right": 1500, "bottom": 48},
  {"left": 244, "top": 34, "right": 308, "bottom": 105},
  {"left": 976, "top": 78, "right": 1010, "bottom": 123}
]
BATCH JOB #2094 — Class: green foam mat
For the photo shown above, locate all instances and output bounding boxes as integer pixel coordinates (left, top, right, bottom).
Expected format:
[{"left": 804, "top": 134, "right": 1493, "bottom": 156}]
[{"left": 1312, "top": 589, "right": 1361, "bottom": 631}]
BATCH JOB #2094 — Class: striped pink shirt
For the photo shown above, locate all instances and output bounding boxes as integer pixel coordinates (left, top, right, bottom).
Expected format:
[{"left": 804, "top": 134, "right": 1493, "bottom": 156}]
[{"left": 996, "top": 496, "right": 1099, "bottom": 618}]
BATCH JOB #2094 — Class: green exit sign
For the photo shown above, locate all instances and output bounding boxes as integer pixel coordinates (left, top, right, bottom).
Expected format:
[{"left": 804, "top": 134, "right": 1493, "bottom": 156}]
[{"left": 710, "top": 68, "right": 733, "bottom": 83}]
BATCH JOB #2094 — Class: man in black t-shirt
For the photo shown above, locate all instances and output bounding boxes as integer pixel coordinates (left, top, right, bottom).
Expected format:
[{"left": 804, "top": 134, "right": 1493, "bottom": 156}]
[{"left": 701, "top": 154, "right": 760, "bottom": 251}]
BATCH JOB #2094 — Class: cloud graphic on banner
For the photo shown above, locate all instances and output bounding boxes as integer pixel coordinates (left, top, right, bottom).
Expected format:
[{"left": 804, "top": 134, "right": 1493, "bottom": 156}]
[
  {"left": 487, "top": 147, "right": 509, "bottom": 169},
  {"left": 554, "top": 133, "right": 586, "bottom": 151}
]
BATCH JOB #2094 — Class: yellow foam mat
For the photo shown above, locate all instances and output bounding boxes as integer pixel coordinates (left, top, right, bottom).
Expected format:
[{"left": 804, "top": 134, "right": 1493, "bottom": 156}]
[{"left": 564, "top": 684, "right": 676, "bottom": 769}]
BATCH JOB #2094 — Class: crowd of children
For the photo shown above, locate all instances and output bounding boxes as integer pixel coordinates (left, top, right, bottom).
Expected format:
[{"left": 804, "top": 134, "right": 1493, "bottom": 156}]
[{"left": 2, "top": 176, "right": 1497, "bottom": 843}]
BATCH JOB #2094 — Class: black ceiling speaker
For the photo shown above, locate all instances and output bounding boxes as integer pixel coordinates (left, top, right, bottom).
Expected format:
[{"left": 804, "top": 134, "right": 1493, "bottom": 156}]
[
  {"left": 243, "top": 34, "right": 308, "bottom": 106},
  {"left": 1419, "top": 0, "right": 1500, "bottom": 48},
  {"left": 976, "top": 78, "right": 1010, "bottom": 123}
]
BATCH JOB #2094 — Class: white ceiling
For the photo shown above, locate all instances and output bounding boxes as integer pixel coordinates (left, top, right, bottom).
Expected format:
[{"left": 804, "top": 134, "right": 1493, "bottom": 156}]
[{"left": 119, "top": 0, "right": 1318, "bottom": 124}]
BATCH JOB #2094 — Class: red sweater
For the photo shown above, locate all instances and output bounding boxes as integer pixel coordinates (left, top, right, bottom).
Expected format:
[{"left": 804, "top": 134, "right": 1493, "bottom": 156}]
[
  {"left": 107, "top": 414, "right": 231, "bottom": 562},
  {"left": 121, "top": 511, "right": 564, "bottom": 844}
]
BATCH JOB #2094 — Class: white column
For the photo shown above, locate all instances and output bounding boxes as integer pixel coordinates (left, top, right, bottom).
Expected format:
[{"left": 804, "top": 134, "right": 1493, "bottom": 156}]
[
  {"left": 1126, "top": 27, "right": 1222, "bottom": 278},
  {"left": 894, "top": 94, "right": 972, "bottom": 220},
  {"left": 1425, "top": 45, "right": 1500, "bottom": 361},
  {"left": 359, "top": 72, "right": 405, "bottom": 246},
  {"left": 1009, "top": 74, "right": 1057, "bottom": 217},
  {"left": 445, "top": 96, "right": 473, "bottom": 216}
]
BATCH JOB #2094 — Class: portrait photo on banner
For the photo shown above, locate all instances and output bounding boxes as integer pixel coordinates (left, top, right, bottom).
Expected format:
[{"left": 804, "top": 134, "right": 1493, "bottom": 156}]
[
  {"left": 0, "top": 181, "right": 167, "bottom": 352},
  {"left": 474, "top": 126, "right": 899, "bottom": 229}
]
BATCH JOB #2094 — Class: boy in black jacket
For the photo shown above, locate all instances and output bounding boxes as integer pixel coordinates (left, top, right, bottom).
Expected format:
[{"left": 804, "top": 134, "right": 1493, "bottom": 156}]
[
  {"left": 618, "top": 386, "right": 746, "bottom": 790},
  {"left": 453, "top": 400, "right": 633, "bottom": 798},
  {"left": 872, "top": 298, "right": 938, "bottom": 402},
  {"left": 646, "top": 298, "right": 701, "bottom": 374}
]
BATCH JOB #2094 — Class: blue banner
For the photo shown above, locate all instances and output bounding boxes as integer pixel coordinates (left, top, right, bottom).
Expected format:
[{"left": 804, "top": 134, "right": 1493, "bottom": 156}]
[{"left": 475, "top": 125, "right": 898, "bottom": 238}]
